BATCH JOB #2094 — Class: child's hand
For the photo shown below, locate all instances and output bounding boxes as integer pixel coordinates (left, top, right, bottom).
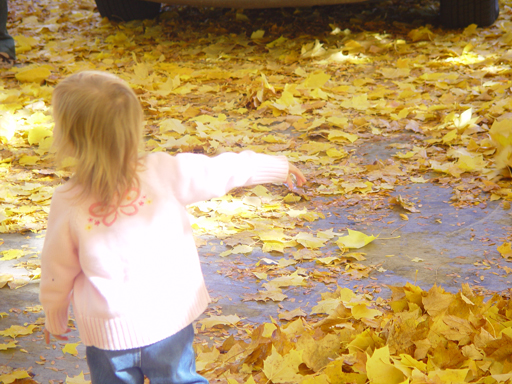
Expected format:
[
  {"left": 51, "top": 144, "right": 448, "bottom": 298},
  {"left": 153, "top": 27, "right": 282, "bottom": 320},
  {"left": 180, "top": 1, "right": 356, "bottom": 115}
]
[
  {"left": 44, "top": 327, "right": 71, "bottom": 344},
  {"left": 286, "top": 163, "right": 307, "bottom": 190}
]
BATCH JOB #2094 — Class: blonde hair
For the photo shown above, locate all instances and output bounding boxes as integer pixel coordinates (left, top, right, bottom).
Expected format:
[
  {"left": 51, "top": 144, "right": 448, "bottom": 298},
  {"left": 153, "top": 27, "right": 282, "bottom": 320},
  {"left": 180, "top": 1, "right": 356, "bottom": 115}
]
[{"left": 52, "top": 71, "right": 144, "bottom": 207}]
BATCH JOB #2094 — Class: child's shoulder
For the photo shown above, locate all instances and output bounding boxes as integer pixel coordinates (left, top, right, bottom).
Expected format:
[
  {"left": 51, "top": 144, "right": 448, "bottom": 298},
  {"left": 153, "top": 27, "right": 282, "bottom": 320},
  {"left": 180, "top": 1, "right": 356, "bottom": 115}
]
[{"left": 145, "top": 151, "right": 176, "bottom": 168}]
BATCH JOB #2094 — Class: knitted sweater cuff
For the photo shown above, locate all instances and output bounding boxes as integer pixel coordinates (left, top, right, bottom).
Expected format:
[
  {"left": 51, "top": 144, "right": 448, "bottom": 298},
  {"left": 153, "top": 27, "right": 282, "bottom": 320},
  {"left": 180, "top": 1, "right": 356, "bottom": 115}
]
[
  {"left": 44, "top": 307, "right": 69, "bottom": 335},
  {"left": 251, "top": 154, "right": 289, "bottom": 185}
]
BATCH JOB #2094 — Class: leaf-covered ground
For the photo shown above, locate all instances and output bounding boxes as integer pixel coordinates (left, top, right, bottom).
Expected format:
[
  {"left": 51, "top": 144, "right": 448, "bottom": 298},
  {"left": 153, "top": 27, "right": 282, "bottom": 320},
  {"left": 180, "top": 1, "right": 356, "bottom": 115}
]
[{"left": 1, "top": 0, "right": 512, "bottom": 383}]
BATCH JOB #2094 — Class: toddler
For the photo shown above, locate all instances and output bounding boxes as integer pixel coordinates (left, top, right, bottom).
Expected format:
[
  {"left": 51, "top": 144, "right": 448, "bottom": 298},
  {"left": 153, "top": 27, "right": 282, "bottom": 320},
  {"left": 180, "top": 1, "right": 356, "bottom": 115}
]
[{"left": 40, "top": 70, "right": 306, "bottom": 384}]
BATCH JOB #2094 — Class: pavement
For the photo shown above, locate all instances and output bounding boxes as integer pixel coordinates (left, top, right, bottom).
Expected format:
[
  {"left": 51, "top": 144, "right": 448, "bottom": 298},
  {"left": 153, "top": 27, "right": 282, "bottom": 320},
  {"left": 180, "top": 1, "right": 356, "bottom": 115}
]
[{"left": 1, "top": 131, "right": 510, "bottom": 383}]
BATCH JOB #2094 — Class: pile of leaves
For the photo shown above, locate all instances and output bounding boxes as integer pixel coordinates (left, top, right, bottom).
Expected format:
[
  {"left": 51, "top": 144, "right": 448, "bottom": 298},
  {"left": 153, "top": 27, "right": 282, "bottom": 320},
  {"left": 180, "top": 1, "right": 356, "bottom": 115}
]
[{"left": 196, "top": 283, "right": 512, "bottom": 384}]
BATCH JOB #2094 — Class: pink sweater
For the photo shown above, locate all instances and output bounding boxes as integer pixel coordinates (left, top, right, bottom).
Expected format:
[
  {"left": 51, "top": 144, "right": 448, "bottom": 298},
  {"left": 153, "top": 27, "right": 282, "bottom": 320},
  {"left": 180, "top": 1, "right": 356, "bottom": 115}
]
[{"left": 39, "top": 151, "right": 289, "bottom": 350}]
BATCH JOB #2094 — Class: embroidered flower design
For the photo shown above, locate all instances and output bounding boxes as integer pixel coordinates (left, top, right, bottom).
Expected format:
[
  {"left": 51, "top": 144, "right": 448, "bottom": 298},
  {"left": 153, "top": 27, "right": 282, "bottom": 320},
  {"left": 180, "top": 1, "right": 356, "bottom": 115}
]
[{"left": 87, "top": 188, "right": 148, "bottom": 228}]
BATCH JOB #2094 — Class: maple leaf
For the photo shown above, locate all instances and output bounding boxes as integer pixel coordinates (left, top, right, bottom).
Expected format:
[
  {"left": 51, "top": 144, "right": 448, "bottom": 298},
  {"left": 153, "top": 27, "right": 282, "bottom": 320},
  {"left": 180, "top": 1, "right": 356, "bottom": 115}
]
[
  {"left": 422, "top": 285, "right": 453, "bottom": 317},
  {"left": 278, "top": 308, "right": 307, "bottom": 321},
  {"left": 199, "top": 315, "right": 241, "bottom": 329},
  {"left": 0, "top": 324, "right": 37, "bottom": 338},
  {"left": 265, "top": 271, "right": 307, "bottom": 288},
  {"left": 62, "top": 342, "right": 81, "bottom": 356},
  {"left": 0, "top": 249, "right": 25, "bottom": 261},
  {"left": 0, "top": 370, "right": 31, "bottom": 384},
  {"left": 0, "top": 340, "right": 17, "bottom": 351},
  {"left": 14, "top": 65, "right": 52, "bottom": 83},
  {"left": 65, "top": 371, "right": 91, "bottom": 384},
  {"left": 299, "top": 333, "right": 344, "bottom": 372},
  {"left": 366, "top": 346, "right": 405, "bottom": 384},
  {"left": 337, "top": 229, "right": 377, "bottom": 250},
  {"left": 263, "top": 346, "right": 303, "bottom": 383},
  {"left": 351, "top": 304, "right": 382, "bottom": 320},
  {"left": 389, "top": 195, "right": 420, "bottom": 213},
  {"left": 0, "top": 274, "right": 14, "bottom": 288},
  {"left": 498, "top": 242, "right": 512, "bottom": 260}
]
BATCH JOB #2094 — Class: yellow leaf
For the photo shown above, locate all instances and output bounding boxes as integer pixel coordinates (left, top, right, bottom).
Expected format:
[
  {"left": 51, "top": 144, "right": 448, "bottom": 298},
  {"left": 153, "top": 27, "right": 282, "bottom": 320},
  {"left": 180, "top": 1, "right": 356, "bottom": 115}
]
[
  {"left": 263, "top": 346, "right": 303, "bottom": 383},
  {"left": 422, "top": 284, "right": 453, "bottom": 317},
  {"left": 294, "top": 232, "right": 328, "bottom": 249},
  {"left": 0, "top": 340, "right": 17, "bottom": 350},
  {"left": 326, "top": 147, "right": 348, "bottom": 159},
  {"left": 283, "top": 193, "right": 301, "bottom": 203},
  {"left": 27, "top": 126, "right": 52, "bottom": 145},
  {"left": 489, "top": 119, "right": 512, "bottom": 148},
  {"left": 220, "top": 245, "right": 253, "bottom": 257},
  {"left": 410, "top": 176, "right": 428, "bottom": 183},
  {"left": 453, "top": 108, "right": 477, "bottom": 130},
  {"left": 299, "top": 141, "right": 334, "bottom": 155},
  {"left": 0, "top": 249, "right": 25, "bottom": 261},
  {"left": 455, "top": 154, "right": 486, "bottom": 172},
  {"left": 379, "top": 67, "right": 411, "bottom": 79},
  {"left": 196, "top": 348, "right": 220, "bottom": 371},
  {"left": 326, "top": 117, "right": 349, "bottom": 128},
  {"left": 328, "top": 129, "right": 358, "bottom": 143},
  {"left": 0, "top": 324, "right": 37, "bottom": 338},
  {"left": 62, "top": 342, "right": 80, "bottom": 356},
  {"left": 15, "top": 66, "right": 51, "bottom": 83},
  {"left": 399, "top": 353, "right": 427, "bottom": 371},
  {"left": 341, "top": 94, "right": 371, "bottom": 110},
  {"left": 14, "top": 35, "right": 38, "bottom": 54},
  {"left": 427, "top": 369, "right": 469, "bottom": 383},
  {"left": 337, "top": 229, "right": 377, "bottom": 249},
  {"left": 259, "top": 229, "right": 286, "bottom": 242},
  {"left": 18, "top": 155, "right": 40, "bottom": 166},
  {"left": 299, "top": 333, "right": 344, "bottom": 372},
  {"left": 366, "top": 346, "right": 405, "bottom": 384},
  {"left": 251, "top": 30, "right": 265, "bottom": 39},
  {"left": 316, "top": 256, "right": 340, "bottom": 265},
  {"left": 262, "top": 241, "right": 285, "bottom": 253},
  {"left": 66, "top": 371, "right": 91, "bottom": 384},
  {"left": 199, "top": 315, "right": 240, "bottom": 329},
  {"left": 278, "top": 307, "right": 307, "bottom": 321},
  {"left": 408, "top": 26, "right": 435, "bottom": 42},
  {"left": 498, "top": 242, "right": 512, "bottom": 260},
  {"left": 351, "top": 304, "right": 382, "bottom": 320},
  {"left": 253, "top": 272, "right": 267, "bottom": 280},
  {"left": 303, "top": 71, "right": 330, "bottom": 88},
  {"left": 0, "top": 370, "right": 31, "bottom": 384},
  {"left": 159, "top": 118, "right": 186, "bottom": 134},
  {"left": 442, "top": 129, "right": 458, "bottom": 144},
  {"left": 0, "top": 274, "right": 14, "bottom": 288},
  {"left": 266, "top": 271, "right": 307, "bottom": 288}
]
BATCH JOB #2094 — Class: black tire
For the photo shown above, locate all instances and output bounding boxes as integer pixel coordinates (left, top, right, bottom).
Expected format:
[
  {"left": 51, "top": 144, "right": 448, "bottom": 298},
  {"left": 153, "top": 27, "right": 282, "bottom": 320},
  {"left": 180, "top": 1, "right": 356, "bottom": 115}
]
[
  {"left": 440, "top": 0, "right": 499, "bottom": 29},
  {"left": 95, "top": 0, "right": 161, "bottom": 21}
]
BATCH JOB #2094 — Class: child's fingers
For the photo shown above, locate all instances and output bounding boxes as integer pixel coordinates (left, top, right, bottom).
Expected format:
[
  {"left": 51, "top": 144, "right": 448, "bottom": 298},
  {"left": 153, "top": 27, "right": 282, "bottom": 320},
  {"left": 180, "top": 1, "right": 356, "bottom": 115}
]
[
  {"left": 288, "top": 164, "right": 307, "bottom": 187},
  {"left": 285, "top": 175, "right": 294, "bottom": 190},
  {"left": 44, "top": 328, "right": 71, "bottom": 344}
]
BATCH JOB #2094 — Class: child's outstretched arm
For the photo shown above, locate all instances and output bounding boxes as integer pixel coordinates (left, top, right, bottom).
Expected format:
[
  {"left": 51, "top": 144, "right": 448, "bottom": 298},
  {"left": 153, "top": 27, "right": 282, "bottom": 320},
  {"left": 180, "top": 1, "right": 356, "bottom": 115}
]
[{"left": 285, "top": 163, "right": 307, "bottom": 190}]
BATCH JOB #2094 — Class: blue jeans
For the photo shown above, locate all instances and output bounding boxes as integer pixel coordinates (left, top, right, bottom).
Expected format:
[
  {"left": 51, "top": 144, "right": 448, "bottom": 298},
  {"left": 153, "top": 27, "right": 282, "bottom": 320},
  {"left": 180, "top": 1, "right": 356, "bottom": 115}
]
[
  {"left": 85, "top": 324, "right": 208, "bottom": 384},
  {"left": 0, "top": 0, "right": 16, "bottom": 59}
]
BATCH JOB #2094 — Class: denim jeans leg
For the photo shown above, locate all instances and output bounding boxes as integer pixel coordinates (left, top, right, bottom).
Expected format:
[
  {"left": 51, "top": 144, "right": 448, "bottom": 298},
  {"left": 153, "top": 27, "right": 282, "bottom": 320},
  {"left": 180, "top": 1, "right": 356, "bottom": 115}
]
[
  {"left": 86, "top": 345, "right": 145, "bottom": 384},
  {"left": 141, "top": 324, "right": 209, "bottom": 384},
  {"left": 0, "top": 0, "right": 16, "bottom": 59}
]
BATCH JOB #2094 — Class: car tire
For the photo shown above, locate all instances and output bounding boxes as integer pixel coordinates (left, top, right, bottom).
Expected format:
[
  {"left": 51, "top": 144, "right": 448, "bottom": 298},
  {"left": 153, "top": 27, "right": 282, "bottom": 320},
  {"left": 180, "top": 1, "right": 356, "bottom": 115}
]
[
  {"left": 94, "top": 0, "right": 161, "bottom": 21},
  {"left": 440, "top": 0, "right": 499, "bottom": 28}
]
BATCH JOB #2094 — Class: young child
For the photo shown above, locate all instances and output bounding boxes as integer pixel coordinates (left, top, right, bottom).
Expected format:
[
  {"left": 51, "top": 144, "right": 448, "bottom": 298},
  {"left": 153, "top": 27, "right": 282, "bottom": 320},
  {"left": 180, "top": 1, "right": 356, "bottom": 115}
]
[{"left": 40, "top": 70, "right": 306, "bottom": 384}]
